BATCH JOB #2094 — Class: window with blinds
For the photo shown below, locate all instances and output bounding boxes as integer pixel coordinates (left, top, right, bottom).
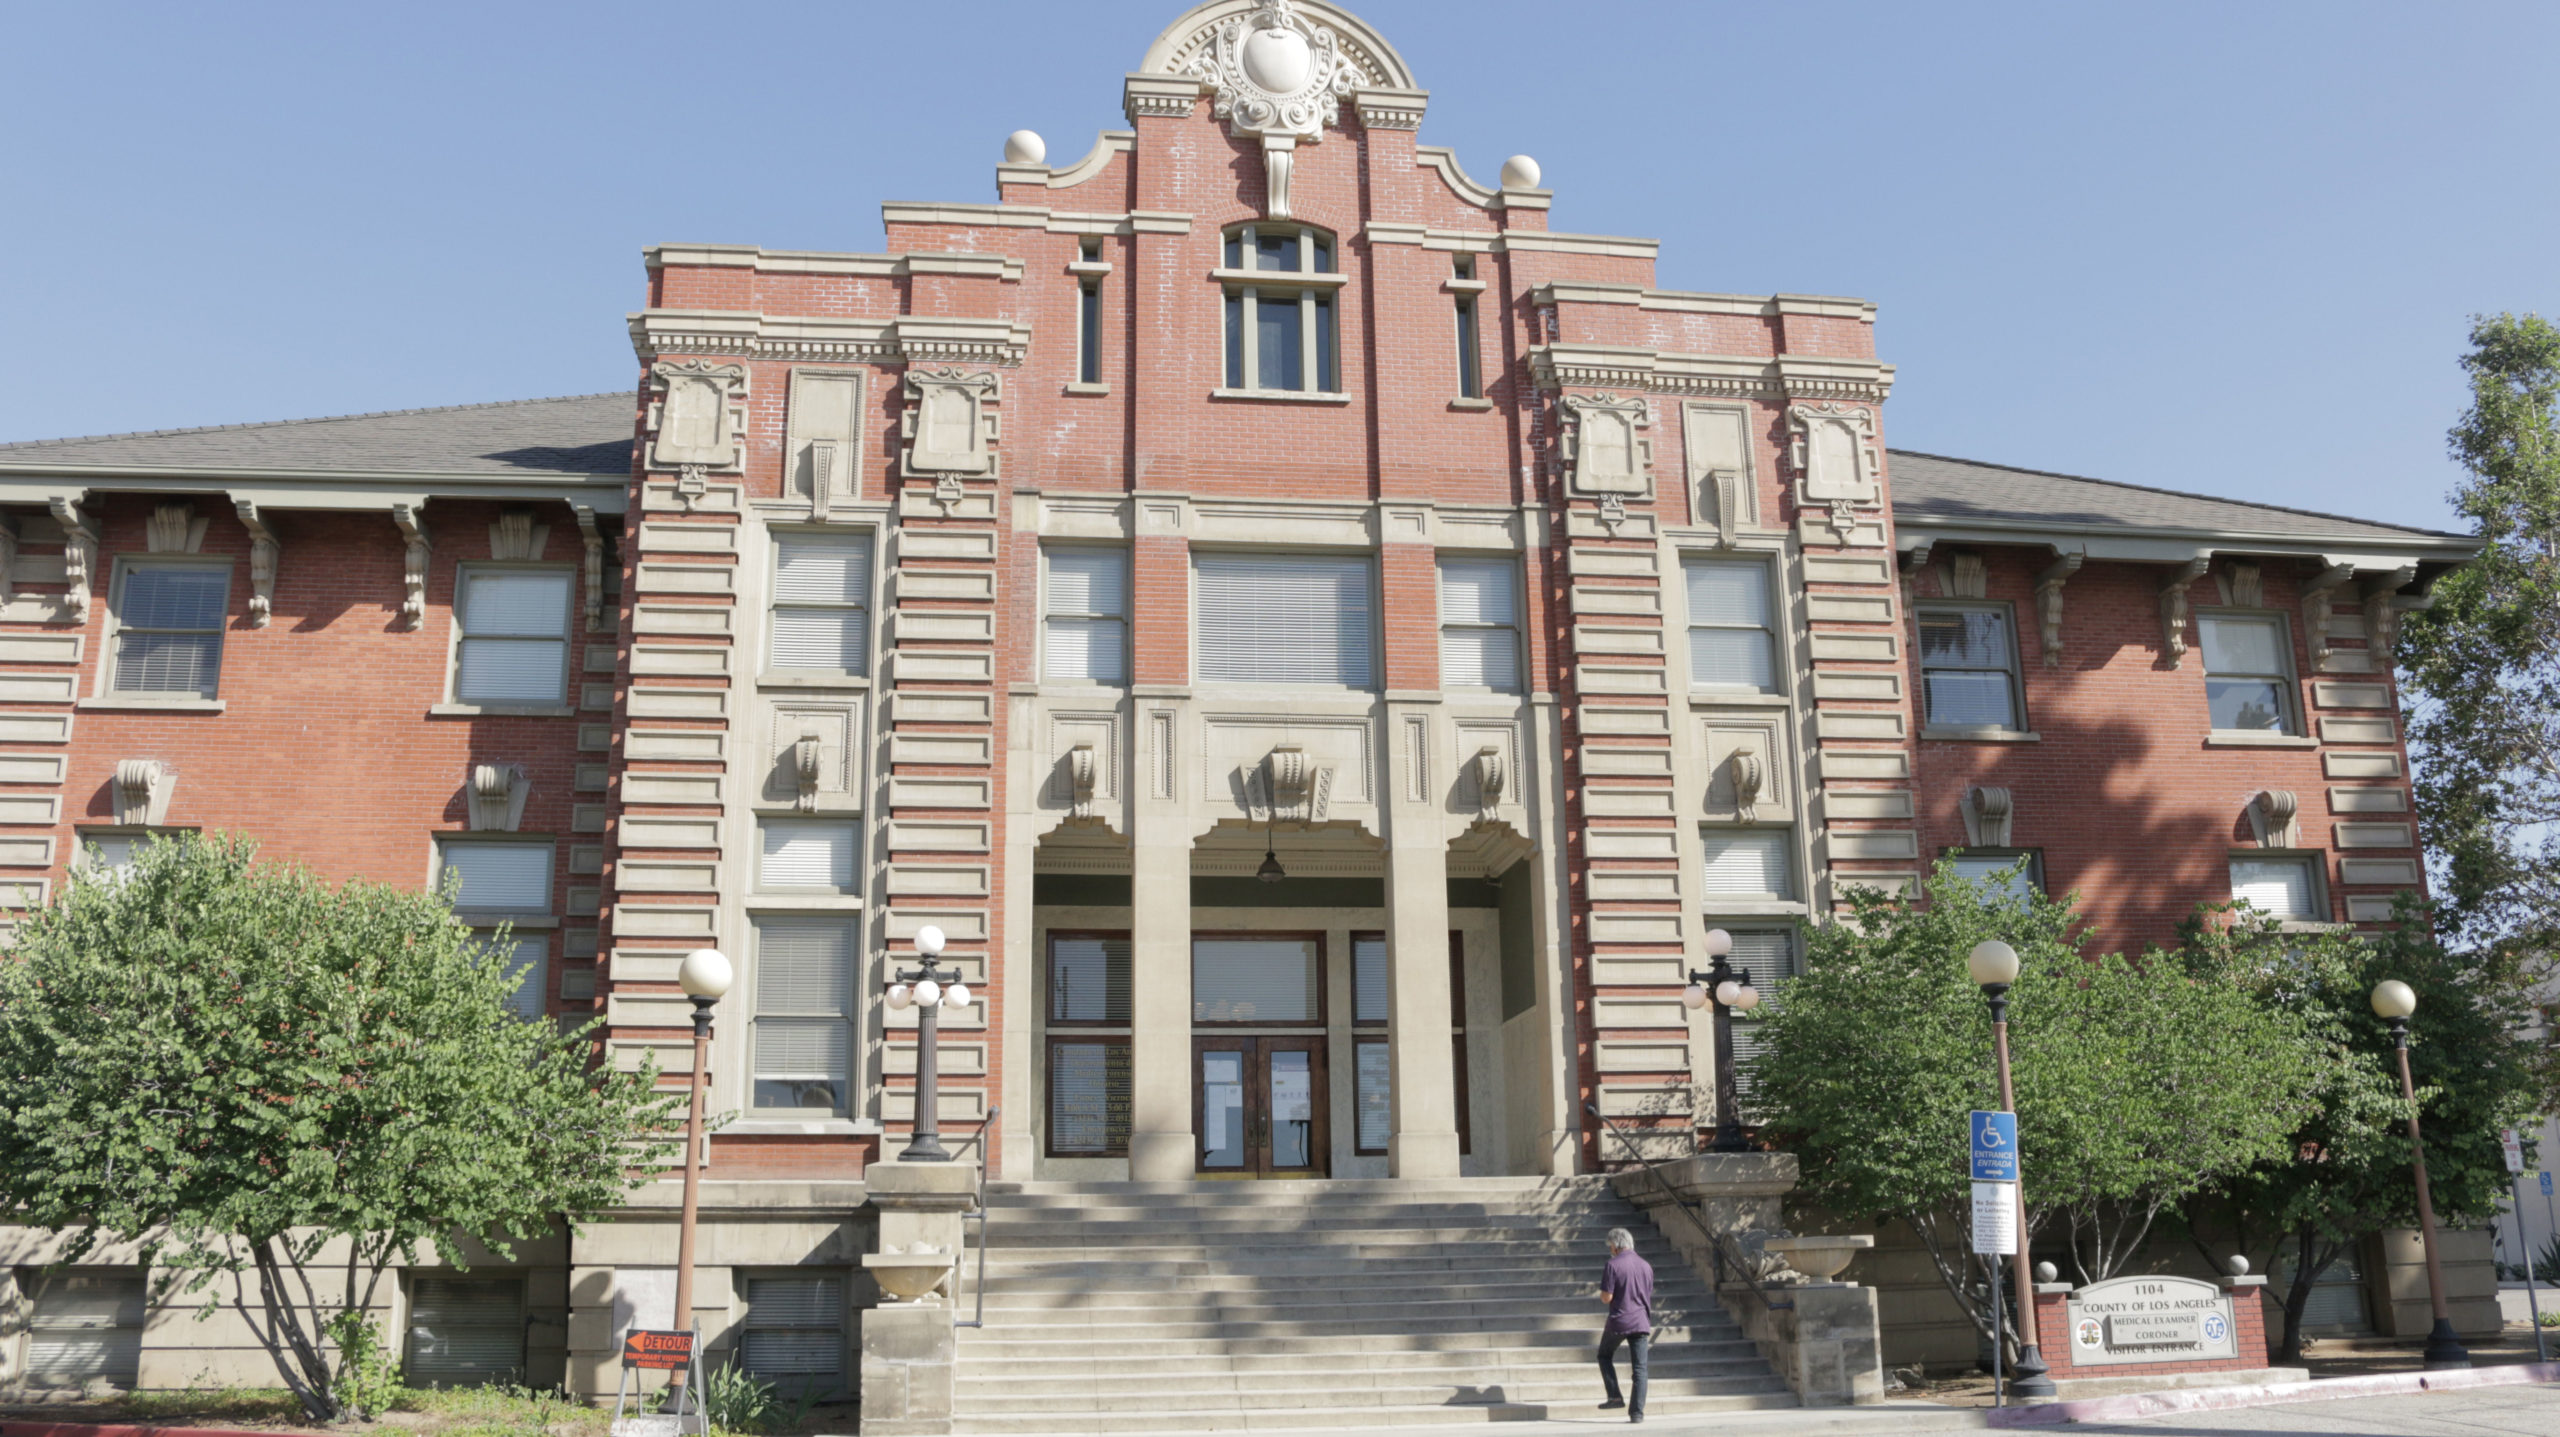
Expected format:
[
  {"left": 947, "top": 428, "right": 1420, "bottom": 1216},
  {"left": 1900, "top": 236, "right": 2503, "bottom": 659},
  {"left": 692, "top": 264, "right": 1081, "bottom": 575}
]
[
  {"left": 437, "top": 841, "right": 553, "bottom": 913},
  {"left": 1351, "top": 934, "right": 1388, "bottom": 1026},
  {"left": 26, "top": 1271, "right": 145, "bottom": 1389},
  {"left": 1438, "top": 557, "right": 1521, "bottom": 691},
  {"left": 1049, "top": 932, "right": 1132, "bottom": 1024},
  {"left": 1684, "top": 557, "right": 1780, "bottom": 693},
  {"left": 1720, "top": 927, "right": 1800, "bottom": 1116},
  {"left": 1700, "top": 829, "right": 1794, "bottom": 902},
  {"left": 759, "top": 819, "right": 857, "bottom": 893},
  {"left": 2200, "top": 613, "right": 2296, "bottom": 734},
  {"left": 453, "top": 569, "right": 572, "bottom": 704},
  {"left": 403, "top": 1277, "right": 526, "bottom": 1388},
  {"left": 741, "top": 1273, "right": 844, "bottom": 1390},
  {"left": 1195, "top": 553, "right": 1376, "bottom": 687},
  {"left": 1048, "top": 1039, "right": 1132, "bottom": 1155},
  {"left": 753, "top": 918, "right": 854, "bottom": 1112},
  {"left": 1918, "top": 605, "right": 2022, "bottom": 729},
  {"left": 2230, "top": 856, "right": 2321, "bottom": 920},
  {"left": 75, "top": 831, "right": 150, "bottom": 878},
  {"left": 112, "top": 563, "right": 229, "bottom": 698},
  {"left": 769, "top": 533, "right": 871, "bottom": 675},
  {"left": 1349, "top": 933, "right": 1472, "bottom": 1156},
  {"left": 1192, "top": 935, "right": 1321, "bottom": 1024},
  {"left": 1951, "top": 851, "right": 2043, "bottom": 904},
  {"left": 1354, "top": 1038, "right": 1391, "bottom": 1154},
  {"left": 1044, "top": 547, "right": 1129, "bottom": 684}
]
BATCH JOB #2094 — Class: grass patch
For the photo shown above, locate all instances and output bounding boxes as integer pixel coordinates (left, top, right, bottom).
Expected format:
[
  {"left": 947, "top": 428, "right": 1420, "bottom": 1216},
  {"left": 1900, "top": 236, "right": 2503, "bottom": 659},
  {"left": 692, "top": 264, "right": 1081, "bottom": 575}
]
[
  {"left": 6, "top": 1381, "right": 847, "bottom": 1437},
  {"left": 103, "top": 1389, "right": 311, "bottom": 1425}
]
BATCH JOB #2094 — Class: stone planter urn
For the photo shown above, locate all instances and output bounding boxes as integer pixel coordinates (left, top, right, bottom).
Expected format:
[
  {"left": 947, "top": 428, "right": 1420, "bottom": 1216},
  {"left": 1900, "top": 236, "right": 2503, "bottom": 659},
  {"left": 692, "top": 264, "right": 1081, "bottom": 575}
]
[
  {"left": 864, "top": 1245, "right": 957, "bottom": 1303},
  {"left": 1764, "top": 1234, "right": 1875, "bottom": 1284}
]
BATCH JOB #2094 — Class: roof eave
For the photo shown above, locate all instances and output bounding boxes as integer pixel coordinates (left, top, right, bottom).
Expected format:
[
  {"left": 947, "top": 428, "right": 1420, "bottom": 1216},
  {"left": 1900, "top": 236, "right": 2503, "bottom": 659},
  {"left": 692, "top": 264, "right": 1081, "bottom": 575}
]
[
  {"left": 0, "top": 462, "right": 633, "bottom": 515},
  {"left": 1891, "top": 512, "right": 2479, "bottom": 568}
]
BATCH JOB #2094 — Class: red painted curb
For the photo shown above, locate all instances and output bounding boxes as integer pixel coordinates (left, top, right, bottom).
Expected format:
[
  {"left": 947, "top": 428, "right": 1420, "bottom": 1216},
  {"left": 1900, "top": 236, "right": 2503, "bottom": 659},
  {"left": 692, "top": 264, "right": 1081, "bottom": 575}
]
[
  {"left": 1984, "top": 1358, "right": 2560, "bottom": 1427},
  {"left": 1, "top": 1422, "right": 314, "bottom": 1437}
]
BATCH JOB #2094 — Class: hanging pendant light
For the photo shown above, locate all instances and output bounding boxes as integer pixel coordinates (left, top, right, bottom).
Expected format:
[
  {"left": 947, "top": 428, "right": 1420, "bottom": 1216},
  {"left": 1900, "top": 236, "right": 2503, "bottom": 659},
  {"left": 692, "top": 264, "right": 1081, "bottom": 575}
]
[{"left": 1257, "top": 807, "right": 1286, "bottom": 883}]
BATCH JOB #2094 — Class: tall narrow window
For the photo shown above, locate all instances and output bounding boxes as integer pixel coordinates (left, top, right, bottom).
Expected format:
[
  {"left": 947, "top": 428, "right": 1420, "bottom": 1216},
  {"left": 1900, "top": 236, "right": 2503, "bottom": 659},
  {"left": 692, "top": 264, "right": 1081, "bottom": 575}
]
[
  {"left": 1049, "top": 933, "right": 1132, "bottom": 1024},
  {"left": 1047, "top": 931, "right": 1133, "bottom": 1157},
  {"left": 1438, "top": 557, "right": 1520, "bottom": 691},
  {"left": 111, "top": 563, "right": 228, "bottom": 698},
  {"left": 1195, "top": 553, "right": 1376, "bottom": 687},
  {"left": 1220, "top": 223, "right": 1339, "bottom": 393},
  {"left": 1077, "top": 282, "right": 1101, "bottom": 384},
  {"left": 1684, "top": 557, "right": 1780, "bottom": 693},
  {"left": 1352, "top": 933, "right": 1391, "bottom": 1156},
  {"left": 752, "top": 917, "right": 854, "bottom": 1113},
  {"left": 770, "top": 533, "right": 871, "bottom": 675},
  {"left": 1917, "top": 605, "right": 2022, "bottom": 729},
  {"left": 453, "top": 568, "right": 573, "bottom": 705},
  {"left": 1044, "top": 547, "right": 1129, "bottom": 684},
  {"left": 1453, "top": 296, "right": 1482, "bottom": 399},
  {"left": 2199, "top": 613, "right": 2297, "bottom": 734}
]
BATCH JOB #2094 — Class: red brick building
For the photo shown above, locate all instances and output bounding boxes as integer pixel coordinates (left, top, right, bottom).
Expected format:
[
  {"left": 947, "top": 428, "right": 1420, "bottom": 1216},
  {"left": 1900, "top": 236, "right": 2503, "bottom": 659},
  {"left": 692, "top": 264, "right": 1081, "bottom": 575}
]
[{"left": 0, "top": 0, "right": 2474, "bottom": 1407}]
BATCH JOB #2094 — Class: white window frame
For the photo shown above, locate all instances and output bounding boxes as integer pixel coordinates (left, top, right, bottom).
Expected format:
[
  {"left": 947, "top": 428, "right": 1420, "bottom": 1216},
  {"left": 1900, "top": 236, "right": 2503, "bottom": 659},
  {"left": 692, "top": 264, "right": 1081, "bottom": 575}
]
[
  {"left": 1191, "top": 549, "right": 1380, "bottom": 689},
  {"left": 445, "top": 562, "right": 576, "bottom": 709},
  {"left": 1697, "top": 826, "right": 1803, "bottom": 912},
  {"left": 1916, "top": 600, "right": 2026, "bottom": 732},
  {"left": 2228, "top": 852, "right": 2329, "bottom": 924},
  {"left": 765, "top": 528, "right": 876, "bottom": 680},
  {"left": 1681, "top": 552, "right": 1786, "bottom": 696},
  {"left": 1436, "top": 554, "right": 1522, "bottom": 693},
  {"left": 748, "top": 915, "right": 858, "bottom": 1117},
  {"left": 102, "top": 556, "right": 233, "bottom": 701},
  {"left": 1220, "top": 223, "right": 1342, "bottom": 395},
  {"left": 2198, "top": 609, "right": 2302, "bottom": 736},
  {"left": 756, "top": 816, "right": 860, "bottom": 895},
  {"left": 1041, "top": 544, "right": 1130, "bottom": 685}
]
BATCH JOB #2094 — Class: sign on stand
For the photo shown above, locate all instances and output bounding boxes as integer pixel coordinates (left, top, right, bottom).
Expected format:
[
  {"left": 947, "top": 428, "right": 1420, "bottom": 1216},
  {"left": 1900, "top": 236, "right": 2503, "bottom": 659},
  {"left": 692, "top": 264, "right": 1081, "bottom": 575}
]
[
  {"left": 1971, "top": 1110, "right": 2018, "bottom": 1182},
  {"left": 610, "top": 1329, "right": 703, "bottom": 1437},
  {"left": 1971, "top": 1181, "right": 2018, "bottom": 1254},
  {"left": 1969, "top": 1110, "right": 2019, "bottom": 1254},
  {"left": 2504, "top": 1128, "right": 2526, "bottom": 1174}
]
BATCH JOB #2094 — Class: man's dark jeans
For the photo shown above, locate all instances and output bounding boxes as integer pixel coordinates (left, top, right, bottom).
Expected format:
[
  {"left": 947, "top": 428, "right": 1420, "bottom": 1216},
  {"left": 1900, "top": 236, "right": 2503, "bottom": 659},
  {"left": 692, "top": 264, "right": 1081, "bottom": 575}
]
[{"left": 1599, "top": 1330, "right": 1650, "bottom": 1415}]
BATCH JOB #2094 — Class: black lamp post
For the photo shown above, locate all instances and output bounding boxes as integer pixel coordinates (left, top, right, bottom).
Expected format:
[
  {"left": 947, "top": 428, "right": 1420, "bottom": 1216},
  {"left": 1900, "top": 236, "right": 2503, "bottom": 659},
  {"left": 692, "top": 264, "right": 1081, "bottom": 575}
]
[
  {"left": 1966, "top": 939, "right": 2054, "bottom": 1399},
  {"left": 2372, "top": 978, "right": 2470, "bottom": 1369},
  {"left": 1681, "top": 928, "right": 1759, "bottom": 1153},
  {"left": 886, "top": 924, "right": 971, "bottom": 1163}
]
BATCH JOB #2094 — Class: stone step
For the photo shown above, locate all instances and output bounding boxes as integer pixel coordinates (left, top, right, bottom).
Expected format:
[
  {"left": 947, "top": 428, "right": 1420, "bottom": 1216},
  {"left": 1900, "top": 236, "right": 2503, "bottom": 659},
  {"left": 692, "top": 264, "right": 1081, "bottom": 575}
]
[
  {"left": 983, "top": 1195, "right": 1642, "bottom": 1219},
  {"left": 972, "top": 1276, "right": 1713, "bottom": 1310},
  {"left": 947, "top": 1338, "right": 1768, "bottom": 1378},
  {"left": 950, "top": 1371, "right": 1792, "bottom": 1415},
  {"left": 952, "top": 1312, "right": 1732, "bottom": 1343},
  {"left": 948, "top": 1391, "right": 1800, "bottom": 1434},
  {"left": 989, "top": 1177, "right": 1610, "bottom": 1197},
  {"left": 954, "top": 1324, "right": 1729, "bottom": 1358},
  {"left": 980, "top": 1214, "right": 1635, "bottom": 1240},
  {"left": 970, "top": 1236, "right": 1645, "bottom": 1264},
  {"left": 966, "top": 1294, "right": 1727, "bottom": 1327},
  {"left": 971, "top": 1255, "right": 1698, "bottom": 1286}
]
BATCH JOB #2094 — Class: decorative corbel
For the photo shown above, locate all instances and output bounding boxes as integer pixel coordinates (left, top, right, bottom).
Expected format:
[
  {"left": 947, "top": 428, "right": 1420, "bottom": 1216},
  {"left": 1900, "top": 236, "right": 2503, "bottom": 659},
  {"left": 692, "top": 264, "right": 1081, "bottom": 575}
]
[
  {"left": 2156, "top": 556, "right": 2211, "bottom": 668},
  {"left": 676, "top": 464, "right": 708, "bottom": 513},
  {"left": 793, "top": 732, "right": 823, "bottom": 813},
  {"left": 1267, "top": 745, "right": 1311, "bottom": 816},
  {"left": 1966, "top": 786, "right": 2014, "bottom": 848},
  {"left": 571, "top": 505, "right": 604, "bottom": 633},
  {"left": 2249, "top": 789, "right": 2301, "bottom": 849},
  {"left": 1473, "top": 745, "right": 1506, "bottom": 822},
  {"left": 1727, "top": 748, "right": 1765, "bottom": 823},
  {"left": 1948, "top": 553, "right": 1988, "bottom": 600},
  {"left": 391, "top": 505, "right": 430, "bottom": 630},
  {"left": 2226, "top": 561, "right": 2264, "bottom": 608},
  {"left": 1709, "top": 470, "right": 1740, "bottom": 549},
  {"left": 1596, "top": 494, "right": 1628, "bottom": 534},
  {"left": 2032, "top": 550, "right": 2083, "bottom": 668},
  {"left": 146, "top": 503, "right": 207, "bottom": 554},
  {"left": 467, "top": 762, "right": 529, "bottom": 832},
  {"left": 1068, "top": 741, "right": 1098, "bottom": 820},
  {"left": 0, "top": 512, "right": 21, "bottom": 603},
  {"left": 49, "top": 500, "right": 95, "bottom": 626},
  {"left": 807, "top": 440, "right": 839, "bottom": 520},
  {"left": 1896, "top": 540, "right": 1935, "bottom": 607},
  {"left": 233, "top": 502, "right": 279, "bottom": 628},
  {"left": 113, "top": 759, "right": 169, "bottom": 827},
  {"left": 2361, "top": 565, "right": 2418, "bottom": 662},
  {"left": 2299, "top": 562, "right": 2356, "bottom": 670},
  {"left": 488, "top": 508, "right": 544, "bottom": 561},
  {"left": 933, "top": 475, "right": 966, "bottom": 516},
  {"left": 1262, "top": 134, "right": 1296, "bottom": 220}
]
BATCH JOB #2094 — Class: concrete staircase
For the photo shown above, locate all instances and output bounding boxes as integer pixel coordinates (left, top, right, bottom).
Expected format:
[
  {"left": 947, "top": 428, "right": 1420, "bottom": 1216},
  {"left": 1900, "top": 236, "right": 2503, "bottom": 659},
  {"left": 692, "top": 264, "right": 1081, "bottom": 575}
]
[{"left": 948, "top": 1176, "right": 1797, "bottom": 1432}]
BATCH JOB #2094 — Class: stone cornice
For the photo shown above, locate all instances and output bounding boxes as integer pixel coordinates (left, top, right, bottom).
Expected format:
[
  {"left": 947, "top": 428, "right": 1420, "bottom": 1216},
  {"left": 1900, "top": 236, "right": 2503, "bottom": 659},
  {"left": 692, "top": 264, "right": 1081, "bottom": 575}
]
[
  {"left": 645, "top": 244, "right": 1025, "bottom": 281},
  {"left": 877, "top": 202, "right": 1194, "bottom": 237},
  {"left": 628, "top": 310, "right": 1034, "bottom": 368},
  {"left": 1529, "top": 345, "right": 1895, "bottom": 402},
  {"left": 1531, "top": 282, "right": 1876, "bottom": 322}
]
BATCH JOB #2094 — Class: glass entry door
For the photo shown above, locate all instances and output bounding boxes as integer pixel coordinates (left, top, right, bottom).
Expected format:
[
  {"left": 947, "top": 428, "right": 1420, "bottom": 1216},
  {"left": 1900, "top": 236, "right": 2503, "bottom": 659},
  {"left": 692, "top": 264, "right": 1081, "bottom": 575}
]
[{"left": 1196, "top": 1037, "right": 1329, "bottom": 1177}]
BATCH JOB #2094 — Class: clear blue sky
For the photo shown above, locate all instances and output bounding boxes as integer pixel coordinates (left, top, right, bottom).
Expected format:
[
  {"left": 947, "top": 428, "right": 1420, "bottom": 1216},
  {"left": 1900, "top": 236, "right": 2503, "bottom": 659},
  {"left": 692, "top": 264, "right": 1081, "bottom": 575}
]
[{"left": 5, "top": 1, "right": 2552, "bottom": 535}]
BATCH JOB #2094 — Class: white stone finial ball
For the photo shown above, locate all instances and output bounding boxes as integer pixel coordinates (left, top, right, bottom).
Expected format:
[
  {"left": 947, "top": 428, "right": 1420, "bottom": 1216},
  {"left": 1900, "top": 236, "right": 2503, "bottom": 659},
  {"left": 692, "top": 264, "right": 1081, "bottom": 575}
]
[
  {"left": 1500, "top": 154, "right": 1541, "bottom": 189},
  {"left": 1004, "top": 130, "right": 1047, "bottom": 165}
]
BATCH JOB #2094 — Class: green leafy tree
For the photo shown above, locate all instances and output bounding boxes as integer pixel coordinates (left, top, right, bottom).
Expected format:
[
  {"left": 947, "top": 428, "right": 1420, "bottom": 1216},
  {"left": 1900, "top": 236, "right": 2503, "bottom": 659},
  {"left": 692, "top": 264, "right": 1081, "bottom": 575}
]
[
  {"left": 0, "top": 833, "right": 678, "bottom": 1421},
  {"left": 2182, "top": 901, "right": 2542, "bottom": 1361},
  {"left": 2401, "top": 313, "right": 2560, "bottom": 958},
  {"left": 1751, "top": 864, "right": 2320, "bottom": 1356}
]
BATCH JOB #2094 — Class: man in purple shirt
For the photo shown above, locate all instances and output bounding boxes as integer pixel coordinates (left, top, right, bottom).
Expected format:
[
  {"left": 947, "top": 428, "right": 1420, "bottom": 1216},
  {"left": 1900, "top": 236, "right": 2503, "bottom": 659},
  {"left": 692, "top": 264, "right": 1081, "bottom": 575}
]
[{"left": 1598, "top": 1227, "right": 1654, "bottom": 1422}]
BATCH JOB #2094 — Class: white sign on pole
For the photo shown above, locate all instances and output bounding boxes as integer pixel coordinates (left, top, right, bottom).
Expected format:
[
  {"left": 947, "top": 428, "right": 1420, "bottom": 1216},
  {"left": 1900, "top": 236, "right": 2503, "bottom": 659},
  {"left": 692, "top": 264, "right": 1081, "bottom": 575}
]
[
  {"left": 2504, "top": 1128, "right": 2526, "bottom": 1175},
  {"left": 1971, "top": 1181, "right": 2018, "bottom": 1255}
]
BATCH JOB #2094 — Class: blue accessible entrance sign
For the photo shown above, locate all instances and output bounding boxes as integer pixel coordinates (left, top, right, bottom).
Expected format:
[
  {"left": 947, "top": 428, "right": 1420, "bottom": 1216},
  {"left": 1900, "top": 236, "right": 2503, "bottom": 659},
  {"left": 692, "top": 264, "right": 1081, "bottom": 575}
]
[{"left": 1971, "top": 1110, "right": 2018, "bottom": 1182}]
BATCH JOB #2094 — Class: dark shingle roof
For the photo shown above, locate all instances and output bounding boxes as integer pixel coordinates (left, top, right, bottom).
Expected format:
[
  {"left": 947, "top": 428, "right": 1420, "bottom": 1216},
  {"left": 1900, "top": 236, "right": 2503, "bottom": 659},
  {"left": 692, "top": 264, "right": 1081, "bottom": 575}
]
[
  {"left": 1886, "top": 449, "right": 2466, "bottom": 546},
  {"left": 0, "top": 394, "right": 635, "bottom": 479}
]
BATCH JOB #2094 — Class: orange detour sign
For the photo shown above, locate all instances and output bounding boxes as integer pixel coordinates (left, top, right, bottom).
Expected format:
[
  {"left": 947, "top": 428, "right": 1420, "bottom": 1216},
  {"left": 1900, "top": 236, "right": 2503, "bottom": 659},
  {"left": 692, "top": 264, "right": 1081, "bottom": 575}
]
[{"left": 622, "top": 1329, "right": 696, "bottom": 1370}]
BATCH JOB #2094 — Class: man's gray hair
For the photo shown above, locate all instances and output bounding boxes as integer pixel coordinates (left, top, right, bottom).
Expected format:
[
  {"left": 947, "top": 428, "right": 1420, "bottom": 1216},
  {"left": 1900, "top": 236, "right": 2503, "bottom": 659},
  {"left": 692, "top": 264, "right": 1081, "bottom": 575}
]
[{"left": 1607, "top": 1227, "right": 1635, "bottom": 1252}]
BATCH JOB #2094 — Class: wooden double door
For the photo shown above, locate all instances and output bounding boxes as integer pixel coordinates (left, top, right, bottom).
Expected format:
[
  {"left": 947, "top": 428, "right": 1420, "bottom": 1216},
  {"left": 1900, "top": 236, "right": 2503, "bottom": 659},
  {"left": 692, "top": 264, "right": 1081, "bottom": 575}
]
[{"left": 1196, "top": 1036, "right": 1328, "bottom": 1178}]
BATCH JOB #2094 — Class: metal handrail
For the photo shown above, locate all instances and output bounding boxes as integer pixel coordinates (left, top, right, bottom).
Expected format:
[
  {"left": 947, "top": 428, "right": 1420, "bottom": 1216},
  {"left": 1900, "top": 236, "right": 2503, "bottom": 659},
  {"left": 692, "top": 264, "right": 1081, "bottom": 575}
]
[
  {"left": 952, "top": 1105, "right": 998, "bottom": 1330},
  {"left": 1584, "top": 1102, "right": 1793, "bottom": 1316}
]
